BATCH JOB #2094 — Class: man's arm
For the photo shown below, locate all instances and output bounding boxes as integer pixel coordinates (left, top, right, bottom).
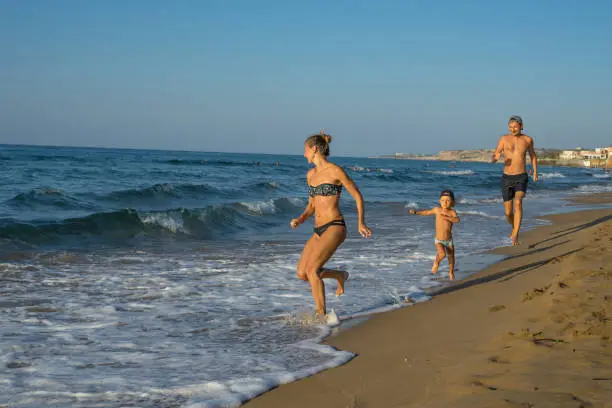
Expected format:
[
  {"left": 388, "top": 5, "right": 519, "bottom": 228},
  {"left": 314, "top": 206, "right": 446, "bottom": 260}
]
[
  {"left": 491, "top": 136, "right": 504, "bottom": 163},
  {"left": 527, "top": 137, "right": 538, "bottom": 181}
]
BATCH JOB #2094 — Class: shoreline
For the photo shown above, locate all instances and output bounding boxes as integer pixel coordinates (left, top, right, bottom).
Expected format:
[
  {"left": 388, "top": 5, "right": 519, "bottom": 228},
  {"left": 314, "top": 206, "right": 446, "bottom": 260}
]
[{"left": 244, "top": 196, "right": 612, "bottom": 407}]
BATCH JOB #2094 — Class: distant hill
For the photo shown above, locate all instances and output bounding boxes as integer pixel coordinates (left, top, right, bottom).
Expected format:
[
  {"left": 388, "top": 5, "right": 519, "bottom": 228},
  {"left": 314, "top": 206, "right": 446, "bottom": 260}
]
[
  {"left": 374, "top": 148, "right": 579, "bottom": 166},
  {"left": 438, "top": 148, "right": 561, "bottom": 162}
]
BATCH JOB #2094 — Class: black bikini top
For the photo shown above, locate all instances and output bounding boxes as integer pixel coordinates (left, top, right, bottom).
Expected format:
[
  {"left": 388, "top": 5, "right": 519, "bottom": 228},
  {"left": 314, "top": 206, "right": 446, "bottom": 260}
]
[{"left": 308, "top": 183, "right": 342, "bottom": 197}]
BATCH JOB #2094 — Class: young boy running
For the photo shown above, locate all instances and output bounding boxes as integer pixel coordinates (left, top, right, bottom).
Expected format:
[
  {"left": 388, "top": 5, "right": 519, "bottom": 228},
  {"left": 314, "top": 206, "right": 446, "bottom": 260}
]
[{"left": 410, "top": 190, "right": 460, "bottom": 280}]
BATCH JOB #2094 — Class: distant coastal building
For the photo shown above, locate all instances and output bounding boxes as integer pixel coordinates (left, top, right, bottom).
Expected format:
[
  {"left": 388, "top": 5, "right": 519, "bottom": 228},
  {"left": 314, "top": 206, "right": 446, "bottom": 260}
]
[
  {"left": 580, "top": 150, "right": 605, "bottom": 160},
  {"left": 560, "top": 150, "right": 580, "bottom": 160},
  {"left": 555, "top": 147, "right": 611, "bottom": 168},
  {"left": 578, "top": 147, "right": 610, "bottom": 168}
]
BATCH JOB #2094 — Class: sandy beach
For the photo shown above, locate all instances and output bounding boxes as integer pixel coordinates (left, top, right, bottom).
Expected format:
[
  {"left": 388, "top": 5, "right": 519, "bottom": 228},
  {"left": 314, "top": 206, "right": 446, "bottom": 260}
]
[{"left": 245, "top": 197, "right": 612, "bottom": 408}]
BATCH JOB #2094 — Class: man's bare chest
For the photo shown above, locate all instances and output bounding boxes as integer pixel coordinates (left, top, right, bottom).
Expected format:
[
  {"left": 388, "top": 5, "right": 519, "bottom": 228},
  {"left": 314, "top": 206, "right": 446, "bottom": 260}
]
[{"left": 503, "top": 138, "right": 528, "bottom": 155}]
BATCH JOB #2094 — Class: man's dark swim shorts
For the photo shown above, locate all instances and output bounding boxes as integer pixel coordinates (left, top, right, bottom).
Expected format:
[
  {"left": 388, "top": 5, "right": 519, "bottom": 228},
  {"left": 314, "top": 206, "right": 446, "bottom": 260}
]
[{"left": 501, "top": 173, "right": 528, "bottom": 202}]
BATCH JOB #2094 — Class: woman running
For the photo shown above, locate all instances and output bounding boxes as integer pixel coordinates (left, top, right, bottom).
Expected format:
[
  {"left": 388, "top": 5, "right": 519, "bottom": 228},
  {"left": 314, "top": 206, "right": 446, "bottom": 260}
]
[{"left": 290, "top": 131, "right": 372, "bottom": 318}]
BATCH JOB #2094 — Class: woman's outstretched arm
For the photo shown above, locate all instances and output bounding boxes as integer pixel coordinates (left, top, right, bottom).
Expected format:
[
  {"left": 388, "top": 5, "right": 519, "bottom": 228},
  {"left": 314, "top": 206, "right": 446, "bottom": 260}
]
[{"left": 334, "top": 166, "right": 372, "bottom": 238}]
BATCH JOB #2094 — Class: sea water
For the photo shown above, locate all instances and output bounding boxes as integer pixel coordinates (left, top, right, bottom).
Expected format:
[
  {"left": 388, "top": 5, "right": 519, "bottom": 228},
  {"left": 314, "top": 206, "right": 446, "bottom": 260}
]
[{"left": 0, "top": 145, "right": 609, "bottom": 407}]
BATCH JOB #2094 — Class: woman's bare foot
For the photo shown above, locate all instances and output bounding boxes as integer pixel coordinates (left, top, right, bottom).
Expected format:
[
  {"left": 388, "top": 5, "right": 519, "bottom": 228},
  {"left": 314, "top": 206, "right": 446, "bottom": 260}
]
[
  {"left": 449, "top": 271, "right": 455, "bottom": 280},
  {"left": 511, "top": 232, "right": 519, "bottom": 246},
  {"left": 432, "top": 260, "right": 440, "bottom": 274},
  {"left": 336, "top": 271, "right": 349, "bottom": 297}
]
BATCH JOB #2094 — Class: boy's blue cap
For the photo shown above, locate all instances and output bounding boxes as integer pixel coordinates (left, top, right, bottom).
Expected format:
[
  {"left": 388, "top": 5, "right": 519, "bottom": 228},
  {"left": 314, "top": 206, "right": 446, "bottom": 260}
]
[
  {"left": 440, "top": 189, "right": 455, "bottom": 200},
  {"left": 508, "top": 115, "right": 523, "bottom": 125}
]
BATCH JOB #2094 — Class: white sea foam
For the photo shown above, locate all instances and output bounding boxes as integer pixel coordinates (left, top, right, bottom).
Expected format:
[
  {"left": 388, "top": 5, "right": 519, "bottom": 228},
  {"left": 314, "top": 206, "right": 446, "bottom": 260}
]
[
  {"left": 139, "top": 211, "right": 185, "bottom": 233},
  {"left": 539, "top": 172, "right": 566, "bottom": 179},
  {"left": 574, "top": 184, "right": 612, "bottom": 193},
  {"left": 183, "top": 344, "right": 354, "bottom": 407},
  {"left": 287, "top": 196, "right": 306, "bottom": 206},
  {"left": 456, "top": 210, "right": 504, "bottom": 219},
  {"left": 239, "top": 200, "right": 277, "bottom": 215},
  {"left": 348, "top": 166, "right": 393, "bottom": 173},
  {"left": 430, "top": 170, "right": 475, "bottom": 176},
  {"left": 457, "top": 197, "right": 479, "bottom": 205},
  {"left": 482, "top": 197, "right": 504, "bottom": 204},
  {"left": 3, "top": 225, "right": 506, "bottom": 407}
]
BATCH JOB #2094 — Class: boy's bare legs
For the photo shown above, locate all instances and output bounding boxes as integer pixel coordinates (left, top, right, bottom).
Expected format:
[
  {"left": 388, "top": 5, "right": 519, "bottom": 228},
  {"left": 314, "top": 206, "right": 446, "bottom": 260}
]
[
  {"left": 447, "top": 246, "right": 456, "bottom": 280},
  {"left": 319, "top": 268, "right": 349, "bottom": 296},
  {"left": 432, "top": 243, "right": 446, "bottom": 274},
  {"left": 511, "top": 192, "right": 525, "bottom": 246}
]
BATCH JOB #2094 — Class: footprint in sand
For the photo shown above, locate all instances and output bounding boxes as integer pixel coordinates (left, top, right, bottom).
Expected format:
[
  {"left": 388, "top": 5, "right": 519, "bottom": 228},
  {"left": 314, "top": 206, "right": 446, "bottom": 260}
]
[
  {"left": 470, "top": 379, "right": 498, "bottom": 391},
  {"left": 487, "top": 355, "right": 510, "bottom": 364}
]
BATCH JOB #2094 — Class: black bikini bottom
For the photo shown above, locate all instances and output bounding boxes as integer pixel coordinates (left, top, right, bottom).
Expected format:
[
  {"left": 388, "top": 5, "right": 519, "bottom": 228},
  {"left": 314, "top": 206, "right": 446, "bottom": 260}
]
[{"left": 313, "top": 219, "right": 346, "bottom": 237}]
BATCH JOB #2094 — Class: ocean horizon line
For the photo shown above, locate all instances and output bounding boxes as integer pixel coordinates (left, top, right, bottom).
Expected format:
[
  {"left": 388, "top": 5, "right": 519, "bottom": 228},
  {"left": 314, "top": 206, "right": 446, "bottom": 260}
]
[{"left": 1, "top": 142, "right": 584, "bottom": 160}]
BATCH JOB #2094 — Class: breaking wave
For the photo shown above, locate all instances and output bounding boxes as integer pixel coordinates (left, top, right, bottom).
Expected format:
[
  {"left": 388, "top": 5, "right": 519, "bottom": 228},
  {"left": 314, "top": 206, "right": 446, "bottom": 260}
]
[{"left": 0, "top": 198, "right": 304, "bottom": 248}]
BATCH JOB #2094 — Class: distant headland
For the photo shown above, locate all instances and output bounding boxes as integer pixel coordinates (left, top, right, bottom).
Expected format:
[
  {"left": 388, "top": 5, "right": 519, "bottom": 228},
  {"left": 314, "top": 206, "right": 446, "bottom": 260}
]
[{"left": 374, "top": 147, "right": 612, "bottom": 169}]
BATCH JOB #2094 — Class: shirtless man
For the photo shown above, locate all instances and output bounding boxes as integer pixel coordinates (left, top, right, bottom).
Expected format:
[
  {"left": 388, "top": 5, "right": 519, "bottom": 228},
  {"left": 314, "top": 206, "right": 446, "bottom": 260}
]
[{"left": 491, "top": 115, "right": 538, "bottom": 246}]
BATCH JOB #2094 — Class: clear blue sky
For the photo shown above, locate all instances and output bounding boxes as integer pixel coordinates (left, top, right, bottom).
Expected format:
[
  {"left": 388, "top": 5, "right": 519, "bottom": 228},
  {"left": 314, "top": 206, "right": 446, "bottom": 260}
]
[{"left": 1, "top": 0, "right": 611, "bottom": 156}]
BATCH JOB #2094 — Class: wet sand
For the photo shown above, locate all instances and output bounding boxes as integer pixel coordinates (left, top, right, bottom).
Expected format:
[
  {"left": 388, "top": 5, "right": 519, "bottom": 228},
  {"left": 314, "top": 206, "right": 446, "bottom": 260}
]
[
  {"left": 568, "top": 192, "right": 612, "bottom": 206},
  {"left": 245, "top": 197, "right": 612, "bottom": 408}
]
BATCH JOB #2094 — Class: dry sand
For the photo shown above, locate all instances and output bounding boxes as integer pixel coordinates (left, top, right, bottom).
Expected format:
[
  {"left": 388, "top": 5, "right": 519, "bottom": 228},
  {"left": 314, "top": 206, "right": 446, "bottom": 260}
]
[{"left": 245, "top": 199, "right": 612, "bottom": 408}]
